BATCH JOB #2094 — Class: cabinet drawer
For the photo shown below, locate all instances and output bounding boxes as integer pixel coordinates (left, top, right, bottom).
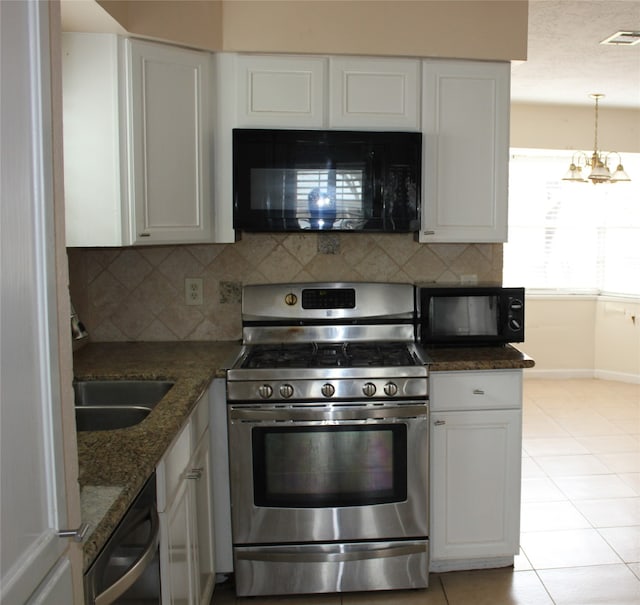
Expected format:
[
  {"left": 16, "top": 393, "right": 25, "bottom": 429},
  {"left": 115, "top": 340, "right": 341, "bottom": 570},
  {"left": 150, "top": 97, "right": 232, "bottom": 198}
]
[{"left": 430, "top": 370, "right": 522, "bottom": 412}]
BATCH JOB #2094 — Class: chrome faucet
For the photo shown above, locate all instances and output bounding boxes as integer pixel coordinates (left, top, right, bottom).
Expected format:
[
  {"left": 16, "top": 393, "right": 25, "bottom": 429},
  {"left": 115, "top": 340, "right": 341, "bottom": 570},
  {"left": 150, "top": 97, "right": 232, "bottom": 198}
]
[{"left": 70, "top": 303, "right": 88, "bottom": 340}]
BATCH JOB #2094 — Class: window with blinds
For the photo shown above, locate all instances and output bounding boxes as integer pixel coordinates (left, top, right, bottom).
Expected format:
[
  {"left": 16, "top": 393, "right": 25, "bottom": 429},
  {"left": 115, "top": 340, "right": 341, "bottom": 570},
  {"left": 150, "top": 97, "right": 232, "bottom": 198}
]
[
  {"left": 504, "top": 150, "right": 640, "bottom": 297},
  {"left": 294, "top": 169, "right": 364, "bottom": 219}
]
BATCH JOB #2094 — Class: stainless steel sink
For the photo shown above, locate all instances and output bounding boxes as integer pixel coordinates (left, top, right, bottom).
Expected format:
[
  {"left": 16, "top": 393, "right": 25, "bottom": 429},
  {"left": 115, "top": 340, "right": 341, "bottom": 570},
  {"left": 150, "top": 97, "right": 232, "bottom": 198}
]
[
  {"left": 74, "top": 380, "right": 174, "bottom": 431},
  {"left": 75, "top": 406, "right": 153, "bottom": 431}
]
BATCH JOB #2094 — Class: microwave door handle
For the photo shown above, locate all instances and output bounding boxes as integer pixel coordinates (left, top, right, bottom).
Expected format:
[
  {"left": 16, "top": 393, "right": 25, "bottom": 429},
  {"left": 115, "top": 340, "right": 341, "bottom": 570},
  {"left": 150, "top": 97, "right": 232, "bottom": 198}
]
[{"left": 94, "top": 506, "right": 159, "bottom": 605}]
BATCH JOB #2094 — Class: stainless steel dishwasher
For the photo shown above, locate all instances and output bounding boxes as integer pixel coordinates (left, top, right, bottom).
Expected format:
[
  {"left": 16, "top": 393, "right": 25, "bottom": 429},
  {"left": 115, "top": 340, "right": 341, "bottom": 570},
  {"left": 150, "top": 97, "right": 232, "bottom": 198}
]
[{"left": 84, "top": 475, "right": 161, "bottom": 604}]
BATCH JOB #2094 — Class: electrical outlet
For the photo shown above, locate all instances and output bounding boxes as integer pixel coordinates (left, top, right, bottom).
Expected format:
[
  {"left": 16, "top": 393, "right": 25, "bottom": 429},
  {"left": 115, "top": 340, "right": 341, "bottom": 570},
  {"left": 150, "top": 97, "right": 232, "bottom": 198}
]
[
  {"left": 185, "top": 278, "right": 203, "bottom": 305},
  {"left": 460, "top": 274, "right": 478, "bottom": 285}
]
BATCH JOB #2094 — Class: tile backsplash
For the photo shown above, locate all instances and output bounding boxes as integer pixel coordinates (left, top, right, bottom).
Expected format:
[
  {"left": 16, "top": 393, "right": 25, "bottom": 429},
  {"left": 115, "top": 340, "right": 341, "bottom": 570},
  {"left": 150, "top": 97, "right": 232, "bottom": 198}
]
[{"left": 68, "top": 233, "right": 502, "bottom": 342}]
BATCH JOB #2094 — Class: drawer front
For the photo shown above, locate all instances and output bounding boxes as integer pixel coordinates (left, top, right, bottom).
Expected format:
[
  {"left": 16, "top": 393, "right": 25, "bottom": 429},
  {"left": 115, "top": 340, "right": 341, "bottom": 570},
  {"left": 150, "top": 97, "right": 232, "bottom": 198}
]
[{"left": 430, "top": 370, "right": 522, "bottom": 412}]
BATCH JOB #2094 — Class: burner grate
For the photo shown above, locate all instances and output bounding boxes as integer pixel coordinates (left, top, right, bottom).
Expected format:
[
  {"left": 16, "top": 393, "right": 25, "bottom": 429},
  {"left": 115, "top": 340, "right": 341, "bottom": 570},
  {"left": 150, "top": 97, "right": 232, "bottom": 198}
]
[{"left": 242, "top": 342, "right": 416, "bottom": 369}]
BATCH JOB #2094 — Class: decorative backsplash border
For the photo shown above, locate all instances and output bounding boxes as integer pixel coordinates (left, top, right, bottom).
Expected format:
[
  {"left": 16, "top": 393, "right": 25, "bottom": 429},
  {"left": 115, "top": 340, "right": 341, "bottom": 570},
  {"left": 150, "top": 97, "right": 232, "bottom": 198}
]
[{"left": 68, "top": 233, "right": 502, "bottom": 342}]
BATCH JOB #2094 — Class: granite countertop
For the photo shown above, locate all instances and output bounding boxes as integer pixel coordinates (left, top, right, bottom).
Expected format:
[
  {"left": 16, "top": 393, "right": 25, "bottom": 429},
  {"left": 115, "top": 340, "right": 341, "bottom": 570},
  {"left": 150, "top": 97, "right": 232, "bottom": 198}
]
[
  {"left": 73, "top": 340, "right": 240, "bottom": 569},
  {"left": 425, "top": 344, "right": 535, "bottom": 372}
]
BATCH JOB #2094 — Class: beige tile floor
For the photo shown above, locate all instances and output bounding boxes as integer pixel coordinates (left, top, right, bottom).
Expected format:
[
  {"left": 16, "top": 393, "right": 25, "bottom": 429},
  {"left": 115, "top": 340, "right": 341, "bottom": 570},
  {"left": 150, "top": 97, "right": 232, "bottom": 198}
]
[{"left": 212, "top": 378, "right": 640, "bottom": 604}]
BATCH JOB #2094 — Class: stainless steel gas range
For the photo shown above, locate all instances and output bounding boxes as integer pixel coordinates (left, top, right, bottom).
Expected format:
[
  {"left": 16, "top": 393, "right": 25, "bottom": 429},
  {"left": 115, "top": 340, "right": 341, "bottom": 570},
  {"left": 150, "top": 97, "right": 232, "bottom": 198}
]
[{"left": 225, "top": 282, "right": 429, "bottom": 597}]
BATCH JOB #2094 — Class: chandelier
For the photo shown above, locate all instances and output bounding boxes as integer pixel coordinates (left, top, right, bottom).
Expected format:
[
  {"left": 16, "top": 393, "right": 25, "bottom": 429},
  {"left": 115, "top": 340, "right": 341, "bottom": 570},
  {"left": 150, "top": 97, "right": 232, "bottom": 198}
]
[{"left": 562, "top": 94, "right": 631, "bottom": 184}]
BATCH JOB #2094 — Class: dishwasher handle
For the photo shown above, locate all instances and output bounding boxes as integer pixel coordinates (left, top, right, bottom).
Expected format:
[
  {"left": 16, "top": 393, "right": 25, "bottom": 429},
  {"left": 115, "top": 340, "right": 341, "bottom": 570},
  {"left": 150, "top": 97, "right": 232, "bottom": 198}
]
[{"left": 94, "top": 505, "right": 160, "bottom": 605}]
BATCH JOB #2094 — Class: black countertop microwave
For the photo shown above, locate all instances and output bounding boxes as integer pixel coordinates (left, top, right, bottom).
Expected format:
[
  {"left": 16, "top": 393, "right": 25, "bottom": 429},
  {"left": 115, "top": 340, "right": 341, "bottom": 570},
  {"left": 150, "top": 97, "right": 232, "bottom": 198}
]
[
  {"left": 232, "top": 129, "right": 422, "bottom": 233},
  {"left": 418, "top": 286, "right": 525, "bottom": 346}
]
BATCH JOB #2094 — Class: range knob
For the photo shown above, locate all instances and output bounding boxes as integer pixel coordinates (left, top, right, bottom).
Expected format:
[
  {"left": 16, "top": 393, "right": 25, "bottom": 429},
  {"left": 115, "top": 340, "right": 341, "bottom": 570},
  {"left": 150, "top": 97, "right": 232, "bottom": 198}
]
[
  {"left": 362, "top": 382, "right": 377, "bottom": 397},
  {"left": 321, "top": 383, "right": 335, "bottom": 398},
  {"left": 258, "top": 384, "right": 273, "bottom": 399},
  {"left": 384, "top": 382, "right": 399, "bottom": 397},
  {"left": 279, "top": 383, "right": 294, "bottom": 399}
]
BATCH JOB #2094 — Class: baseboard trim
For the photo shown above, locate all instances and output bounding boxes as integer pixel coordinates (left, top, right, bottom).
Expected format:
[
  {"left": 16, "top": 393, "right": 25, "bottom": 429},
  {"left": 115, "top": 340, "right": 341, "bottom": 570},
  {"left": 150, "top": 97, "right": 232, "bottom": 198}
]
[
  {"left": 524, "top": 368, "right": 640, "bottom": 384},
  {"left": 430, "top": 556, "right": 514, "bottom": 573},
  {"left": 593, "top": 370, "right": 640, "bottom": 385},
  {"left": 524, "top": 368, "right": 594, "bottom": 379}
]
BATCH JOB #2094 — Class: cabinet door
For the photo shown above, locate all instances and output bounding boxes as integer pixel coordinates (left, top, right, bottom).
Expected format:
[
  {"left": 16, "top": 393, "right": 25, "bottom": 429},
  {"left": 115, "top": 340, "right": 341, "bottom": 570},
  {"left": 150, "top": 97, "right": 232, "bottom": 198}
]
[
  {"left": 189, "top": 431, "right": 215, "bottom": 605},
  {"left": 127, "top": 39, "right": 212, "bottom": 244},
  {"left": 329, "top": 57, "right": 420, "bottom": 130},
  {"left": 430, "top": 409, "right": 522, "bottom": 561},
  {"left": 420, "top": 60, "right": 509, "bottom": 243},
  {"left": 162, "top": 478, "right": 196, "bottom": 605},
  {"left": 235, "top": 55, "right": 326, "bottom": 128},
  {"left": 62, "top": 33, "right": 127, "bottom": 246}
]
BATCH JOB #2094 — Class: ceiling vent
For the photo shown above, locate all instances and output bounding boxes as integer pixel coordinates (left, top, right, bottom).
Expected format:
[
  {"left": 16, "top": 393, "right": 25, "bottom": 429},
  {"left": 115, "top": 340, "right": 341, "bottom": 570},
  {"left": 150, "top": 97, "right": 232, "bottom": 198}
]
[{"left": 600, "top": 31, "right": 640, "bottom": 46}]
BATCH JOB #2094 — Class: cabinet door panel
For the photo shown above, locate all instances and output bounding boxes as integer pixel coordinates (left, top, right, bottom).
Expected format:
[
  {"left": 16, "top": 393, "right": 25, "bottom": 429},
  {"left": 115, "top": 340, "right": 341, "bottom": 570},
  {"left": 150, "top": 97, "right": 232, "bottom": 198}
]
[
  {"left": 430, "top": 409, "right": 521, "bottom": 561},
  {"left": 128, "top": 40, "right": 212, "bottom": 244},
  {"left": 329, "top": 57, "right": 420, "bottom": 129},
  {"left": 236, "top": 55, "right": 326, "bottom": 127},
  {"left": 191, "top": 432, "right": 215, "bottom": 605},
  {"left": 420, "top": 60, "right": 509, "bottom": 243},
  {"left": 163, "top": 480, "right": 195, "bottom": 605}
]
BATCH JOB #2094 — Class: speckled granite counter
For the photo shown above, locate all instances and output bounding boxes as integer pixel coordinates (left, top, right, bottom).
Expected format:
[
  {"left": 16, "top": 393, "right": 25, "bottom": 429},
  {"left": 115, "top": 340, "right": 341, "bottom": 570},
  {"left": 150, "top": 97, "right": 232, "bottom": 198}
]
[
  {"left": 73, "top": 341, "right": 240, "bottom": 570},
  {"left": 425, "top": 344, "right": 535, "bottom": 372}
]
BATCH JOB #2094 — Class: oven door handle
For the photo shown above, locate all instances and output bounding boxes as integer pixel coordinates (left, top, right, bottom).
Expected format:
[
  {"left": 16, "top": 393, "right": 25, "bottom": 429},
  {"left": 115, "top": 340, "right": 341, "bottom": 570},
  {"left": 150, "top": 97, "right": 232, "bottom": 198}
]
[
  {"left": 235, "top": 541, "right": 427, "bottom": 563},
  {"left": 93, "top": 505, "right": 159, "bottom": 605},
  {"left": 229, "top": 405, "right": 427, "bottom": 422}
]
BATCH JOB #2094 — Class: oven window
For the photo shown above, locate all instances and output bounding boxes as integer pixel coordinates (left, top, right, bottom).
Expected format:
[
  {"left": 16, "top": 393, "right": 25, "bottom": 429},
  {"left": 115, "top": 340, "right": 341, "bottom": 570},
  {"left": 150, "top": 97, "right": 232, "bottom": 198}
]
[{"left": 252, "top": 425, "right": 407, "bottom": 508}]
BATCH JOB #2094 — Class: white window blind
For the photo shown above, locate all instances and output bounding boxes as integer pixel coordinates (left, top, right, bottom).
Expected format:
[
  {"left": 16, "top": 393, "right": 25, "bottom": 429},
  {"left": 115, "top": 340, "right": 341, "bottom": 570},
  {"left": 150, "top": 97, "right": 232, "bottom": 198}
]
[
  {"left": 504, "top": 149, "right": 640, "bottom": 297},
  {"left": 295, "top": 169, "right": 364, "bottom": 217}
]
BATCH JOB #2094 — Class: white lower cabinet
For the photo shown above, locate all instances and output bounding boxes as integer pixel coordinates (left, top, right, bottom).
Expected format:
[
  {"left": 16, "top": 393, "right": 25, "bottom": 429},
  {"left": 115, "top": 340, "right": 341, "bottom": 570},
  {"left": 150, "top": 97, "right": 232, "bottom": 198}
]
[
  {"left": 157, "top": 393, "right": 215, "bottom": 605},
  {"left": 429, "top": 370, "right": 522, "bottom": 571}
]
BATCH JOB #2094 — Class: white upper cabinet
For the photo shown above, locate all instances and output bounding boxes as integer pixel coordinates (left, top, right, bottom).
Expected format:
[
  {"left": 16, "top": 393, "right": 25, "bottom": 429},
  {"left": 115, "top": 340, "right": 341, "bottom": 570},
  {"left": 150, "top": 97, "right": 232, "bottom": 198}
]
[
  {"left": 63, "top": 34, "right": 125, "bottom": 246},
  {"left": 329, "top": 57, "right": 420, "bottom": 130},
  {"left": 127, "top": 39, "right": 213, "bottom": 244},
  {"left": 233, "top": 54, "right": 420, "bottom": 131},
  {"left": 420, "top": 60, "right": 510, "bottom": 243},
  {"left": 235, "top": 55, "right": 326, "bottom": 128},
  {"left": 63, "top": 34, "right": 218, "bottom": 246}
]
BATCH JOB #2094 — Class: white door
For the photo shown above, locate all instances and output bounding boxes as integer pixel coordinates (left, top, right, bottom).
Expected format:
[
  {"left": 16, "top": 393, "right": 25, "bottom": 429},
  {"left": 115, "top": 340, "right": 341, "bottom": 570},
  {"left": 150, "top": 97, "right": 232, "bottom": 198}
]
[
  {"left": 1, "top": 1, "right": 81, "bottom": 603},
  {"left": 430, "top": 409, "right": 522, "bottom": 561}
]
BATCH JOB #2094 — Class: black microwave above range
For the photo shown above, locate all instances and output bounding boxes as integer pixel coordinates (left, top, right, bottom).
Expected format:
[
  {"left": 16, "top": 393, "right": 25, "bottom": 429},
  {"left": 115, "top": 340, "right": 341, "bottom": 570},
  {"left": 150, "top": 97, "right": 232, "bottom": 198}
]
[
  {"left": 232, "top": 129, "right": 421, "bottom": 233},
  {"left": 418, "top": 285, "right": 525, "bottom": 346}
]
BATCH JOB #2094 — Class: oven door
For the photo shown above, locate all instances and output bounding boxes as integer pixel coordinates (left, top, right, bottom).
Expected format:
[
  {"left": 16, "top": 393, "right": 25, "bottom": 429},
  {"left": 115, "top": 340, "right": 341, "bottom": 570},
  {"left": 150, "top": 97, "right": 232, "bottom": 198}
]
[{"left": 228, "top": 401, "right": 428, "bottom": 545}]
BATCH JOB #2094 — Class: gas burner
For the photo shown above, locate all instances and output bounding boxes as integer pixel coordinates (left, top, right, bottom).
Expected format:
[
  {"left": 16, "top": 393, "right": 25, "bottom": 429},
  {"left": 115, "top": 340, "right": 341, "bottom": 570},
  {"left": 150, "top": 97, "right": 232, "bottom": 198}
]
[{"left": 242, "top": 342, "right": 417, "bottom": 370}]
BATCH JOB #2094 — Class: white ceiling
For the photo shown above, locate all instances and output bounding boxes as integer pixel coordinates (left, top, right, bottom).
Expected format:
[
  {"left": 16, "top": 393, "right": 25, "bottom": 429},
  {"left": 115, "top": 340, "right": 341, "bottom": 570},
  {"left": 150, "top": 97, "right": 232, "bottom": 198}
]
[{"left": 511, "top": 0, "right": 640, "bottom": 109}]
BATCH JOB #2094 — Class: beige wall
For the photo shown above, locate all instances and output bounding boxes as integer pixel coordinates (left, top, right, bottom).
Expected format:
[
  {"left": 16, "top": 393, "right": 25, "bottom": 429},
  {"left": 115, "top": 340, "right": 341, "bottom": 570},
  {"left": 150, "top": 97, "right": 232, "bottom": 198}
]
[
  {"left": 595, "top": 298, "right": 640, "bottom": 380},
  {"left": 522, "top": 296, "right": 640, "bottom": 383},
  {"left": 98, "top": 0, "right": 223, "bottom": 50},
  {"left": 221, "top": 0, "right": 527, "bottom": 60},
  {"left": 90, "top": 0, "right": 527, "bottom": 60},
  {"left": 521, "top": 296, "right": 596, "bottom": 376},
  {"left": 511, "top": 103, "right": 640, "bottom": 153}
]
